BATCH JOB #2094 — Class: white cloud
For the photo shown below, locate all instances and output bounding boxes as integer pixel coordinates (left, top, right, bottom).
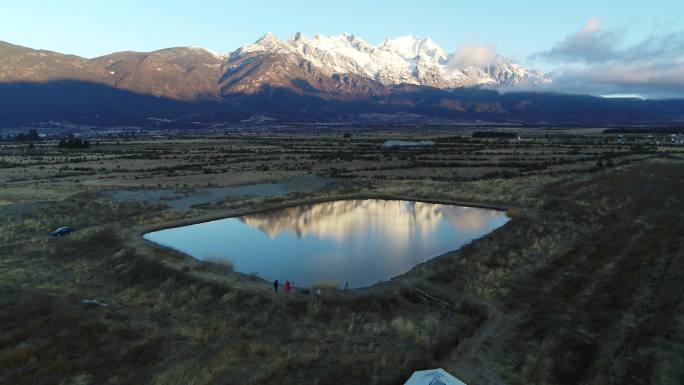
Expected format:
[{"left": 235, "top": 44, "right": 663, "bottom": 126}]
[
  {"left": 534, "top": 17, "right": 620, "bottom": 63},
  {"left": 447, "top": 42, "right": 497, "bottom": 69},
  {"left": 534, "top": 18, "right": 684, "bottom": 98},
  {"left": 549, "top": 60, "right": 684, "bottom": 98},
  {"left": 580, "top": 17, "right": 602, "bottom": 35}
]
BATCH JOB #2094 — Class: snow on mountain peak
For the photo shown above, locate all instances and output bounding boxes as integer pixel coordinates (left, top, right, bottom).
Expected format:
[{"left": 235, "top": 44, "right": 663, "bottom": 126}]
[
  {"left": 239, "top": 32, "right": 289, "bottom": 54},
  {"left": 258, "top": 32, "right": 280, "bottom": 43},
  {"left": 380, "top": 35, "right": 447, "bottom": 62},
  {"left": 235, "top": 32, "right": 550, "bottom": 89},
  {"left": 188, "top": 46, "right": 227, "bottom": 59}
]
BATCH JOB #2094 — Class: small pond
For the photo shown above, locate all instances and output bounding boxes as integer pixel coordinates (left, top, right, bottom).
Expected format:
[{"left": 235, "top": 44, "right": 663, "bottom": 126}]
[
  {"left": 382, "top": 140, "right": 435, "bottom": 147},
  {"left": 144, "top": 199, "right": 509, "bottom": 288}
]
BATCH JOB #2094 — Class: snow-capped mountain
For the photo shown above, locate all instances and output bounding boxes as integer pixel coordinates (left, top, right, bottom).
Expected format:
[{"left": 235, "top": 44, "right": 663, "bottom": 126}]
[
  {"left": 0, "top": 32, "right": 550, "bottom": 103},
  {"left": 235, "top": 32, "right": 550, "bottom": 89},
  {"left": 2, "top": 38, "right": 684, "bottom": 125}
]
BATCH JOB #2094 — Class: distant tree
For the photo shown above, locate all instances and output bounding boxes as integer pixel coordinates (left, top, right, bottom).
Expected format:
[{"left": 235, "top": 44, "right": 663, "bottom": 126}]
[
  {"left": 27, "top": 142, "right": 35, "bottom": 149},
  {"left": 472, "top": 131, "right": 517, "bottom": 139},
  {"left": 27, "top": 129, "right": 40, "bottom": 141},
  {"left": 14, "top": 129, "right": 41, "bottom": 142},
  {"left": 57, "top": 138, "right": 90, "bottom": 149}
]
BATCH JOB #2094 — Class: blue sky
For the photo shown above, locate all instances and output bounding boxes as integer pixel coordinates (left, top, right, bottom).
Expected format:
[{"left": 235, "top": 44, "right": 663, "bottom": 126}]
[
  {"left": 1, "top": 0, "right": 679, "bottom": 58},
  {"left": 2, "top": 0, "right": 683, "bottom": 97}
]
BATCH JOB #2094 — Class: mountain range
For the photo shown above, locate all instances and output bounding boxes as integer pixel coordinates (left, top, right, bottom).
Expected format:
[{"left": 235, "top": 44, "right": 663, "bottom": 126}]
[
  {"left": 232, "top": 32, "right": 550, "bottom": 91},
  {"left": 1, "top": 33, "right": 683, "bottom": 126}
]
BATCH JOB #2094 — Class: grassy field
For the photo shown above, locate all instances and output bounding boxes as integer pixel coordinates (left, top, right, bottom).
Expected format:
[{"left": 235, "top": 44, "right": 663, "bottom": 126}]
[{"left": 1, "top": 129, "right": 683, "bottom": 385}]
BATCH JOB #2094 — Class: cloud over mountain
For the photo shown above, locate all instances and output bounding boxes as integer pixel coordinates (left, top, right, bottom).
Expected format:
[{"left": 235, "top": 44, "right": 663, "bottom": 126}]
[
  {"left": 237, "top": 32, "right": 550, "bottom": 90},
  {"left": 534, "top": 18, "right": 684, "bottom": 98},
  {"left": 447, "top": 43, "right": 497, "bottom": 69},
  {"left": 536, "top": 17, "right": 619, "bottom": 63},
  {"left": 1, "top": 32, "right": 684, "bottom": 126}
]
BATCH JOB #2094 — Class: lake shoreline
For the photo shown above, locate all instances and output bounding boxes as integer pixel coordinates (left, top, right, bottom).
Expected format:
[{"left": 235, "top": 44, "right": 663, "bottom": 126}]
[
  {"left": 127, "top": 193, "right": 511, "bottom": 291},
  {"left": 142, "top": 198, "right": 509, "bottom": 289},
  {"left": 135, "top": 193, "right": 509, "bottom": 237}
]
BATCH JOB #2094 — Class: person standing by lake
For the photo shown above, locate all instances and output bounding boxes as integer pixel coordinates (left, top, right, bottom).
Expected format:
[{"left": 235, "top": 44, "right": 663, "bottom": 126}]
[
  {"left": 273, "top": 280, "right": 279, "bottom": 293},
  {"left": 285, "top": 280, "right": 291, "bottom": 293}
]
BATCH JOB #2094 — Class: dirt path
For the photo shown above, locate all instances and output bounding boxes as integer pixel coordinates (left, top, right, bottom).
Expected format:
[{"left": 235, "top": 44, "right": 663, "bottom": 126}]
[{"left": 445, "top": 297, "right": 510, "bottom": 385}]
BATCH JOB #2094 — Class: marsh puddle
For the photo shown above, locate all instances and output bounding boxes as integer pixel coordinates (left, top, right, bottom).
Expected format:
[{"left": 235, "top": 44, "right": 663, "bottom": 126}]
[{"left": 144, "top": 199, "right": 509, "bottom": 288}]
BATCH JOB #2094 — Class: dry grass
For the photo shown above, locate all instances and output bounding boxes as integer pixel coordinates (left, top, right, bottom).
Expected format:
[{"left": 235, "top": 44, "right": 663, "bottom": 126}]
[
  {"left": 1, "top": 131, "right": 682, "bottom": 385},
  {"left": 0, "top": 185, "right": 78, "bottom": 206},
  {"left": 201, "top": 256, "right": 234, "bottom": 272},
  {"left": 391, "top": 317, "right": 418, "bottom": 340}
]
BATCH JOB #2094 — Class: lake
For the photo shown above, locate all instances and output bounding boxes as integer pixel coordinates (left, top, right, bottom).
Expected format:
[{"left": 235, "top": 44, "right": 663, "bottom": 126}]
[{"left": 143, "top": 199, "right": 509, "bottom": 288}]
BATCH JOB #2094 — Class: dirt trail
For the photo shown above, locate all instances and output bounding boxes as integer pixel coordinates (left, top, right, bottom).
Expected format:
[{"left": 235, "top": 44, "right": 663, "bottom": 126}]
[{"left": 445, "top": 297, "right": 509, "bottom": 385}]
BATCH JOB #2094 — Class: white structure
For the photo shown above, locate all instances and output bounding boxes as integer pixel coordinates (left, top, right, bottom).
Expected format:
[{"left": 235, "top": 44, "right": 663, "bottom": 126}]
[{"left": 404, "top": 368, "right": 467, "bottom": 385}]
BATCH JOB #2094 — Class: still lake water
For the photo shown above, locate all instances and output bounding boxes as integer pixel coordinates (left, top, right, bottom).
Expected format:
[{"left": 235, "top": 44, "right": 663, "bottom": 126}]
[{"left": 144, "top": 199, "right": 509, "bottom": 288}]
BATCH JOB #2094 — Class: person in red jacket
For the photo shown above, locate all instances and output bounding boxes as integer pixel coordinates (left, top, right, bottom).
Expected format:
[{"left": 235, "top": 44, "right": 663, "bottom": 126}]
[{"left": 285, "top": 280, "right": 291, "bottom": 293}]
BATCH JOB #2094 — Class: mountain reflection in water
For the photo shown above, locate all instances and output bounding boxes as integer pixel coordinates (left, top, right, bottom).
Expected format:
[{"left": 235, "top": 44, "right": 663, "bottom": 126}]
[
  {"left": 144, "top": 199, "right": 509, "bottom": 288},
  {"left": 241, "top": 199, "right": 501, "bottom": 240}
]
